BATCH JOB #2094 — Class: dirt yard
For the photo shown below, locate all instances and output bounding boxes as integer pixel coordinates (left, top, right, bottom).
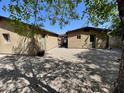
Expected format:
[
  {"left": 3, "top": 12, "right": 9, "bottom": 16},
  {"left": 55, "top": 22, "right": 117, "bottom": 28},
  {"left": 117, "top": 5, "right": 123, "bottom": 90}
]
[{"left": 0, "top": 48, "right": 121, "bottom": 93}]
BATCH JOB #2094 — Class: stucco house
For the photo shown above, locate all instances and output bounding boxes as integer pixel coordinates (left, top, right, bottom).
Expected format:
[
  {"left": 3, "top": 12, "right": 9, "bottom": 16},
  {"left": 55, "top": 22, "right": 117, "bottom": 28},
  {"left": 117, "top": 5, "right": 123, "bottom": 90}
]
[
  {"left": 66, "top": 27, "right": 109, "bottom": 49},
  {"left": 0, "top": 16, "right": 58, "bottom": 55}
]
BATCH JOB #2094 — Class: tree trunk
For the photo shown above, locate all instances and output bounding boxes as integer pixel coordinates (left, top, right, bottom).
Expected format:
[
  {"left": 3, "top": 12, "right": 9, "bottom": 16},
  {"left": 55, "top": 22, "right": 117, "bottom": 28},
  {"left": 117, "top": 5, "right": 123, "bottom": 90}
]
[
  {"left": 114, "top": 0, "right": 124, "bottom": 93},
  {"left": 114, "top": 41, "right": 124, "bottom": 93}
]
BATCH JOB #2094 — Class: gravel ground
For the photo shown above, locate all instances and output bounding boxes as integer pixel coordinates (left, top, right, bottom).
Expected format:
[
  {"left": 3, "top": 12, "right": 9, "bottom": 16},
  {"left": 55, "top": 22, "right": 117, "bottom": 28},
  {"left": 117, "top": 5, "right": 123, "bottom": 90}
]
[{"left": 0, "top": 48, "right": 121, "bottom": 93}]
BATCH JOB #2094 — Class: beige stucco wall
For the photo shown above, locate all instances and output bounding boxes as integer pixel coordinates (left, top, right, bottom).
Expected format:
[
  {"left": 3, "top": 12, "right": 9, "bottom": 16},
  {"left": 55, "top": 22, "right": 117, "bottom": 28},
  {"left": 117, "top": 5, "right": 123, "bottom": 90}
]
[
  {"left": 45, "top": 34, "right": 58, "bottom": 51},
  {"left": 67, "top": 30, "right": 108, "bottom": 49},
  {"left": 0, "top": 27, "right": 34, "bottom": 55},
  {"left": 0, "top": 19, "right": 38, "bottom": 55},
  {"left": 0, "top": 28, "right": 13, "bottom": 54},
  {"left": 35, "top": 34, "right": 47, "bottom": 51},
  {"left": 0, "top": 19, "right": 58, "bottom": 55},
  {"left": 0, "top": 20, "right": 42, "bottom": 55}
]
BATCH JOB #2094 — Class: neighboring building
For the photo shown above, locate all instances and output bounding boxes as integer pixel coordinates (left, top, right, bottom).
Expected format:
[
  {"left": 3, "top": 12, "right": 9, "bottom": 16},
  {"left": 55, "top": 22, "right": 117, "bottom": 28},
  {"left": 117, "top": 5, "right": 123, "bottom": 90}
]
[
  {"left": 66, "top": 27, "right": 109, "bottom": 49},
  {"left": 0, "top": 16, "right": 58, "bottom": 55},
  {"left": 109, "top": 36, "right": 121, "bottom": 48}
]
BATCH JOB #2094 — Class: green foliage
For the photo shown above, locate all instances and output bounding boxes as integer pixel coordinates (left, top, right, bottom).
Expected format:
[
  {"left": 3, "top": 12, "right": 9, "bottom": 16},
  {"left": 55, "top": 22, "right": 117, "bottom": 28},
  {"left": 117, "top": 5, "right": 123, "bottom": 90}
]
[
  {"left": 83, "top": 0, "right": 120, "bottom": 26},
  {"left": 0, "top": 0, "right": 121, "bottom": 33},
  {"left": 1, "top": 0, "right": 81, "bottom": 28}
]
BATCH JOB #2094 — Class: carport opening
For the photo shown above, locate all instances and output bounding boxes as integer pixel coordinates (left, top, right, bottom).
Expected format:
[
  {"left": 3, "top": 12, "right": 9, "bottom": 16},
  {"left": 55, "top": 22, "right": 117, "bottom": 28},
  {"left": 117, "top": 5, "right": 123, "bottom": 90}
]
[{"left": 59, "top": 35, "right": 68, "bottom": 48}]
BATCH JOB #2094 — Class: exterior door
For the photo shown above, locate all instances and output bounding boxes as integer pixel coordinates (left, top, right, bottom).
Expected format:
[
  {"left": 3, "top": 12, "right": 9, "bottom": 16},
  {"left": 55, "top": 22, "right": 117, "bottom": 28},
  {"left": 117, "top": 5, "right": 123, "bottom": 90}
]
[
  {"left": 90, "top": 35, "right": 96, "bottom": 48},
  {"left": 41, "top": 34, "right": 46, "bottom": 50}
]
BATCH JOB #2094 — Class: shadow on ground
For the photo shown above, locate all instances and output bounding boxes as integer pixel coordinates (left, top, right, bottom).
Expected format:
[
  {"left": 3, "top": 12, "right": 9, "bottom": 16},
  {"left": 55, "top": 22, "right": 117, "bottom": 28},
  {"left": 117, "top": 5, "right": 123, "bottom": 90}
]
[
  {"left": 0, "top": 49, "right": 121, "bottom": 93},
  {"left": 0, "top": 55, "right": 90, "bottom": 93},
  {"left": 74, "top": 49, "right": 121, "bottom": 93},
  {"left": 0, "top": 56, "right": 59, "bottom": 93}
]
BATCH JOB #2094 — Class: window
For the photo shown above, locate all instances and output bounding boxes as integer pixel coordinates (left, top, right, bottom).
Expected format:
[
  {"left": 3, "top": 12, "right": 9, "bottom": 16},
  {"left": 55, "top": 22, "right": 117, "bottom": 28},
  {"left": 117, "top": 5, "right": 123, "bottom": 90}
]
[
  {"left": 77, "top": 35, "right": 81, "bottom": 39},
  {"left": 3, "top": 33, "right": 11, "bottom": 42}
]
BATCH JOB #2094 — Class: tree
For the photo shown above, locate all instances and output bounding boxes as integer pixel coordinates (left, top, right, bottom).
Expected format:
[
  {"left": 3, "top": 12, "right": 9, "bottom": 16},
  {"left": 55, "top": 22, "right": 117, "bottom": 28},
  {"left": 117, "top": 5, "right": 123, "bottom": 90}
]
[
  {"left": 1, "top": 0, "right": 119, "bottom": 29},
  {"left": 88, "top": 0, "right": 124, "bottom": 92},
  {"left": 113, "top": 0, "right": 124, "bottom": 93},
  {"left": 2, "top": 0, "right": 82, "bottom": 28},
  {"left": 1, "top": 0, "right": 124, "bottom": 92}
]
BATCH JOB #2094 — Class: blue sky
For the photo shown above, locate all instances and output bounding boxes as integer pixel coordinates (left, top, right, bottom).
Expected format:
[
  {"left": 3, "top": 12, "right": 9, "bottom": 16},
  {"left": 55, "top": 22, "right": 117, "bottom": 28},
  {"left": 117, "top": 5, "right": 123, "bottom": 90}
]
[{"left": 0, "top": 0, "right": 110, "bottom": 34}]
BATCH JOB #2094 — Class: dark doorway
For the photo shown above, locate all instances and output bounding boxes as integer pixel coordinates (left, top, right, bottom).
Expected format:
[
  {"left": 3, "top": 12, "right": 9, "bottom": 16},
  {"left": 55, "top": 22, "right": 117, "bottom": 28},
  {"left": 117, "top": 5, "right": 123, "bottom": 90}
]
[
  {"left": 59, "top": 34, "right": 68, "bottom": 48},
  {"left": 90, "top": 35, "right": 96, "bottom": 48}
]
